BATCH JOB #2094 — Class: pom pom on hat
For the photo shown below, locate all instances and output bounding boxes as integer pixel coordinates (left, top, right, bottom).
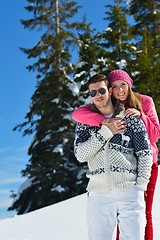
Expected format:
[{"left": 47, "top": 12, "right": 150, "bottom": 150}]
[{"left": 108, "top": 69, "right": 133, "bottom": 87}]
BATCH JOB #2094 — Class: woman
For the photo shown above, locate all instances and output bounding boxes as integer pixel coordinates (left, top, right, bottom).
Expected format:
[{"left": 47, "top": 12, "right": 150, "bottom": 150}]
[{"left": 72, "top": 69, "right": 160, "bottom": 240}]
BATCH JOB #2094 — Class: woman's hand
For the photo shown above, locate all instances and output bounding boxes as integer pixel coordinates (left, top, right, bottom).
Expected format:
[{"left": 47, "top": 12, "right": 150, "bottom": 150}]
[{"left": 124, "top": 108, "right": 141, "bottom": 116}]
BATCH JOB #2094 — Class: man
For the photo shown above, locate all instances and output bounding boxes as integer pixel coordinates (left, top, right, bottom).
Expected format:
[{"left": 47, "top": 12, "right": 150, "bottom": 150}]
[{"left": 73, "top": 74, "right": 152, "bottom": 240}]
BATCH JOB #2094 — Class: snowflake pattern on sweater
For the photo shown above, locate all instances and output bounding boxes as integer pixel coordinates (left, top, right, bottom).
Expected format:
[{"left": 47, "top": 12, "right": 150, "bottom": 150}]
[{"left": 74, "top": 115, "right": 152, "bottom": 192}]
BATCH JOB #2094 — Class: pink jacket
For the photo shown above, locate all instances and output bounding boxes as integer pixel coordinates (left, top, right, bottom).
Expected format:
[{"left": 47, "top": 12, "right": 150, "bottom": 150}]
[{"left": 72, "top": 94, "right": 160, "bottom": 163}]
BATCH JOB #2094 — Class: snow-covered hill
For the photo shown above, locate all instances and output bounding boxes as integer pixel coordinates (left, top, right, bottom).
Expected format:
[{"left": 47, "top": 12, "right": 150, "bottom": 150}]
[{"left": 0, "top": 167, "right": 160, "bottom": 240}]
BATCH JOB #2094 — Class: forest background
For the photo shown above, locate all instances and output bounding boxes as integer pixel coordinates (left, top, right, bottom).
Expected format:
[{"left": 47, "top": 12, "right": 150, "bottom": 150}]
[{"left": 1, "top": 0, "right": 159, "bottom": 219}]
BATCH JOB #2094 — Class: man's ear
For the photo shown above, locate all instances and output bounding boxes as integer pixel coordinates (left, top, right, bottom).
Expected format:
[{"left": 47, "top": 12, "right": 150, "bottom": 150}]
[{"left": 109, "top": 87, "right": 112, "bottom": 96}]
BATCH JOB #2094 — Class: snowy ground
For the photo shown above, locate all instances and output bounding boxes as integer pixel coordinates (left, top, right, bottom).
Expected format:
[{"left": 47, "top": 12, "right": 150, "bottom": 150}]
[{"left": 0, "top": 167, "right": 159, "bottom": 240}]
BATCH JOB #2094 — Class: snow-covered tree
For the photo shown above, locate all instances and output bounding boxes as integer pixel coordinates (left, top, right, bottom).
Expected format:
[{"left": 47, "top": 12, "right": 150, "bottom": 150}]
[
  {"left": 73, "top": 0, "right": 134, "bottom": 106},
  {"left": 9, "top": 0, "right": 160, "bottom": 215},
  {"left": 128, "top": 0, "right": 160, "bottom": 115},
  {"left": 9, "top": 0, "right": 88, "bottom": 214}
]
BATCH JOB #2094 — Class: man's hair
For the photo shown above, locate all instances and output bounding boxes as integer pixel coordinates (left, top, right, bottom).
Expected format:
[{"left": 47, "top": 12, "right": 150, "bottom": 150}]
[{"left": 87, "top": 74, "right": 110, "bottom": 88}]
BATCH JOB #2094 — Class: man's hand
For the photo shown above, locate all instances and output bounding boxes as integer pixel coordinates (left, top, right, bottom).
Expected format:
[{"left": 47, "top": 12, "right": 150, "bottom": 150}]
[{"left": 102, "top": 118, "right": 127, "bottom": 134}]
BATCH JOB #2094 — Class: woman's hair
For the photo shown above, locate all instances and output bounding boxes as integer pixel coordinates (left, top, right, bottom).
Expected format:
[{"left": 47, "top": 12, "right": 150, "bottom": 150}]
[
  {"left": 127, "top": 87, "right": 142, "bottom": 111},
  {"left": 111, "top": 85, "right": 143, "bottom": 112}
]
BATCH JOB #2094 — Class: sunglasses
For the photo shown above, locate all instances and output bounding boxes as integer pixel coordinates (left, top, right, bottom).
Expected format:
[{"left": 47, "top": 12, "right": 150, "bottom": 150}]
[{"left": 89, "top": 88, "right": 107, "bottom": 97}]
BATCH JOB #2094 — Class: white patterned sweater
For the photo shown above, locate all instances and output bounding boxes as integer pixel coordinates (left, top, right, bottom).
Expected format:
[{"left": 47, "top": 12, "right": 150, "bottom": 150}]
[{"left": 74, "top": 114, "right": 152, "bottom": 192}]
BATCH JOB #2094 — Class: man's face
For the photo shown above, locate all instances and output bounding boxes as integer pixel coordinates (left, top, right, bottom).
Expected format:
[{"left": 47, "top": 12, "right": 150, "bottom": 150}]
[{"left": 89, "top": 81, "right": 112, "bottom": 109}]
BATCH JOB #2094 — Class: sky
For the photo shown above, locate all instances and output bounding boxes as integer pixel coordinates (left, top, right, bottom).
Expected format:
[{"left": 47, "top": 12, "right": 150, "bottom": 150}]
[
  {"left": 0, "top": 0, "right": 110, "bottom": 219},
  {"left": 0, "top": 167, "right": 160, "bottom": 239}
]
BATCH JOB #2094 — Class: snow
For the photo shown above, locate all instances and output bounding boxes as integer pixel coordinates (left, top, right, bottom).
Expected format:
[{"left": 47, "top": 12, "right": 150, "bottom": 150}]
[{"left": 0, "top": 167, "right": 160, "bottom": 240}]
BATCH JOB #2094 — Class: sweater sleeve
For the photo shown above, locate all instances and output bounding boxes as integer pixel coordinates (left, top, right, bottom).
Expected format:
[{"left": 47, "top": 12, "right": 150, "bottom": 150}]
[
  {"left": 72, "top": 104, "right": 105, "bottom": 127},
  {"left": 131, "top": 116, "right": 153, "bottom": 191},
  {"left": 140, "top": 95, "right": 160, "bottom": 144},
  {"left": 74, "top": 123, "right": 113, "bottom": 163}
]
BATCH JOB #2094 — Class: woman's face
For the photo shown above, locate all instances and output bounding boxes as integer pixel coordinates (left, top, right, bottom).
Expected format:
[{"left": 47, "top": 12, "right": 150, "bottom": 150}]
[{"left": 110, "top": 80, "right": 129, "bottom": 101}]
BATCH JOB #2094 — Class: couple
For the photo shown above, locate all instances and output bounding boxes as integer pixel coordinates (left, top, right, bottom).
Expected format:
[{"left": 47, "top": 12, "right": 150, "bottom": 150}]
[{"left": 72, "top": 70, "right": 160, "bottom": 240}]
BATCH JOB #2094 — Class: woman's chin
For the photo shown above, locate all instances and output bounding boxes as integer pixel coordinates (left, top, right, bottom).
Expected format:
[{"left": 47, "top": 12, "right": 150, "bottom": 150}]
[{"left": 117, "top": 97, "right": 126, "bottom": 101}]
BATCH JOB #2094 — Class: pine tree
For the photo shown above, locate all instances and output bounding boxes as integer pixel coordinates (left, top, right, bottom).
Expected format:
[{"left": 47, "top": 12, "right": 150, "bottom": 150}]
[
  {"left": 99, "top": 0, "right": 134, "bottom": 72},
  {"left": 73, "top": 26, "right": 107, "bottom": 105},
  {"left": 73, "top": 0, "right": 134, "bottom": 105},
  {"left": 128, "top": 0, "right": 160, "bottom": 115},
  {"left": 8, "top": 0, "right": 88, "bottom": 214}
]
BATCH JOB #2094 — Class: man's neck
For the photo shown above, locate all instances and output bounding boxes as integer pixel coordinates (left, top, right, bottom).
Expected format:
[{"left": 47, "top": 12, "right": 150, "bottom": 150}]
[{"left": 97, "top": 104, "right": 114, "bottom": 116}]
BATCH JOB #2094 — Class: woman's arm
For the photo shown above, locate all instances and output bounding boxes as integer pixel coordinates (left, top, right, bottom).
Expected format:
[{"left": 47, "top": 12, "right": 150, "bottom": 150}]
[
  {"left": 124, "top": 95, "right": 160, "bottom": 144},
  {"left": 72, "top": 105, "right": 127, "bottom": 133},
  {"left": 140, "top": 95, "right": 160, "bottom": 144},
  {"left": 72, "top": 104, "right": 105, "bottom": 127}
]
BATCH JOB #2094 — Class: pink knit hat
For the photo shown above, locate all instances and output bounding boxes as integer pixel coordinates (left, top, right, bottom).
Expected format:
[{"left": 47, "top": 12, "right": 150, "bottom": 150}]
[{"left": 107, "top": 69, "right": 133, "bottom": 87}]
